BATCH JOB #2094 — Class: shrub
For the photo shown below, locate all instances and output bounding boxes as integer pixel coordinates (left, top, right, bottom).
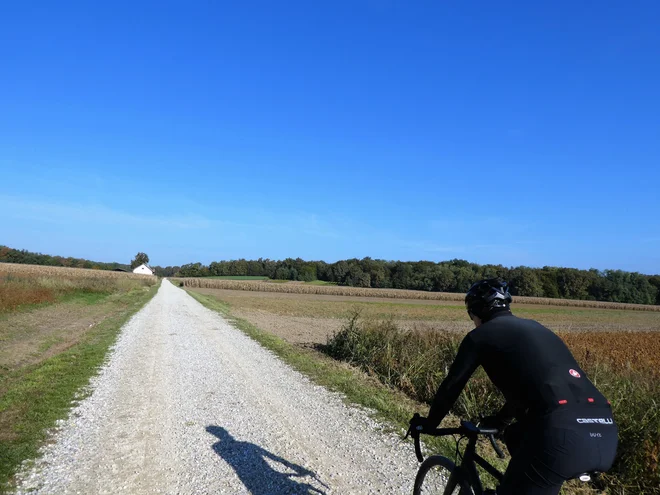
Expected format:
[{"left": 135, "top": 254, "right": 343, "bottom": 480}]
[
  {"left": 324, "top": 311, "right": 503, "bottom": 420},
  {"left": 324, "top": 313, "right": 660, "bottom": 493}
]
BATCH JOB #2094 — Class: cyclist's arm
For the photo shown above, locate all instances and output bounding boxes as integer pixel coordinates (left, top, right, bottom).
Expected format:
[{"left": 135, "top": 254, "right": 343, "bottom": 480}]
[
  {"left": 495, "top": 401, "right": 518, "bottom": 425},
  {"left": 426, "top": 334, "right": 480, "bottom": 428}
]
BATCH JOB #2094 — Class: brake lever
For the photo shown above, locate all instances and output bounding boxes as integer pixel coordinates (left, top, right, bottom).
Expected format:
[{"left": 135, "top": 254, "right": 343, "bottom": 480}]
[
  {"left": 488, "top": 434, "right": 506, "bottom": 459},
  {"left": 406, "top": 413, "right": 425, "bottom": 462},
  {"left": 414, "top": 433, "right": 424, "bottom": 462}
]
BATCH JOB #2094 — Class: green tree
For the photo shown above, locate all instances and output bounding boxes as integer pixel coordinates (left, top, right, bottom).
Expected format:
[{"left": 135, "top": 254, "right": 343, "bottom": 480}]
[
  {"left": 274, "top": 266, "right": 291, "bottom": 280},
  {"left": 179, "top": 262, "right": 204, "bottom": 277},
  {"left": 649, "top": 276, "right": 660, "bottom": 305},
  {"left": 432, "top": 266, "right": 455, "bottom": 292},
  {"left": 539, "top": 268, "right": 560, "bottom": 298},
  {"left": 509, "top": 267, "right": 544, "bottom": 297},
  {"left": 130, "top": 252, "right": 150, "bottom": 269},
  {"left": 299, "top": 265, "right": 317, "bottom": 282}
]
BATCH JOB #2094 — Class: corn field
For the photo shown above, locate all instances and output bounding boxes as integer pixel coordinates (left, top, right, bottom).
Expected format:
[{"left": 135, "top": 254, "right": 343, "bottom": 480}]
[{"left": 174, "top": 278, "right": 660, "bottom": 312}]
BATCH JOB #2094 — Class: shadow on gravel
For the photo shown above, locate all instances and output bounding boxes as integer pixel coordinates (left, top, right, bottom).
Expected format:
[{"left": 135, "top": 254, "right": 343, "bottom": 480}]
[{"left": 206, "top": 425, "right": 328, "bottom": 495}]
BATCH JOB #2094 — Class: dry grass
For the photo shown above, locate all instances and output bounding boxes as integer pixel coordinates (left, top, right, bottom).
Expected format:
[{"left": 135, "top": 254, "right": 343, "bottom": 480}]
[
  {"left": 324, "top": 315, "right": 660, "bottom": 493},
  {"left": 1, "top": 263, "right": 158, "bottom": 312},
  {"left": 560, "top": 331, "right": 660, "bottom": 377},
  {"left": 1, "top": 262, "right": 155, "bottom": 281},
  {"left": 175, "top": 278, "right": 660, "bottom": 311}
]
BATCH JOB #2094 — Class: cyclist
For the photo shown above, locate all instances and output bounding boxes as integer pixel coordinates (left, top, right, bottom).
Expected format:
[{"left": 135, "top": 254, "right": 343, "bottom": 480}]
[{"left": 410, "top": 278, "right": 618, "bottom": 494}]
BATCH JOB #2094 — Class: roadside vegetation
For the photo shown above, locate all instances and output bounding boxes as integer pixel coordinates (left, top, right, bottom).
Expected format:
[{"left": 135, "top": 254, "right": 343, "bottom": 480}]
[
  {"left": 0, "top": 263, "right": 159, "bottom": 490},
  {"left": 324, "top": 312, "right": 660, "bottom": 493}
]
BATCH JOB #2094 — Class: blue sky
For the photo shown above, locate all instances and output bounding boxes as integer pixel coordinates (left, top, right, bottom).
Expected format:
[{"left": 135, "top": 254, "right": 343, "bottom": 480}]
[{"left": 1, "top": 1, "right": 659, "bottom": 273}]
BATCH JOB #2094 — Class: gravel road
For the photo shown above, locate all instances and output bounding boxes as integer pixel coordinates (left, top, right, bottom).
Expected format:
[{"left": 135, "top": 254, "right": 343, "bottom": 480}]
[{"left": 14, "top": 280, "right": 418, "bottom": 494}]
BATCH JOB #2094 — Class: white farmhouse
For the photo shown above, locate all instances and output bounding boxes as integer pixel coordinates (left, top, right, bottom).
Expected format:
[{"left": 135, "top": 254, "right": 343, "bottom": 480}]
[{"left": 132, "top": 264, "right": 155, "bottom": 276}]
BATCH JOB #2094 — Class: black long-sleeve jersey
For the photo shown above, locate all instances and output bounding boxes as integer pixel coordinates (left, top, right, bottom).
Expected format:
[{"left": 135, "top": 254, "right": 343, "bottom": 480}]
[{"left": 427, "top": 311, "right": 608, "bottom": 427}]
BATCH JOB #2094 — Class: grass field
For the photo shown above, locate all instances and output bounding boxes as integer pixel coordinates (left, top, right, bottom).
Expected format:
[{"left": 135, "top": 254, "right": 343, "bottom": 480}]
[
  {"left": 187, "top": 286, "right": 660, "bottom": 494},
  {"left": 0, "top": 263, "right": 160, "bottom": 490}
]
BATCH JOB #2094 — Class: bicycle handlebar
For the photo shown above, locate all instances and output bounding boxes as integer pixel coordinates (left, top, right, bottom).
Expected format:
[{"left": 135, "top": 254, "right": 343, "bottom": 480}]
[
  {"left": 488, "top": 433, "right": 506, "bottom": 459},
  {"left": 408, "top": 422, "right": 506, "bottom": 462},
  {"left": 414, "top": 434, "right": 423, "bottom": 462},
  {"left": 410, "top": 427, "right": 462, "bottom": 462}
]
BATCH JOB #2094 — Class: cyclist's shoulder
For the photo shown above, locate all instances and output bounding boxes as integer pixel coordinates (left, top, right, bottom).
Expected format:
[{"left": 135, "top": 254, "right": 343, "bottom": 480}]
[
  {"left": 470, "top": 314, "right": 550, "bottom": 342},
  {"left": 483, "top": 313, "right": 546, "bottom": 330}
]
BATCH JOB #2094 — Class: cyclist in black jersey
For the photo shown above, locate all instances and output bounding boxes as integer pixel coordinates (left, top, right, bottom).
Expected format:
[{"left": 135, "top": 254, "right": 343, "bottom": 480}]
[{"left": 410, "top": 279, "right": 618, "bottom": 495}]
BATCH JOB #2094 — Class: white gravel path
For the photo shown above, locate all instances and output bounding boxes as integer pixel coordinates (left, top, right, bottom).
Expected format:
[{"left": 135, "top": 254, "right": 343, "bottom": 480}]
[{"left": 14, "top": 280, "right": 418, "bottom": 494}]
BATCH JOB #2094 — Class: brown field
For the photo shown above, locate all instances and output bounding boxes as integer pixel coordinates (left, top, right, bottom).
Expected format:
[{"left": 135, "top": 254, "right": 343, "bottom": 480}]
[
  {"left": 560, "top": 331, "right": 660, "bottom": 377},
  {"left": 175, "top": 277, "right": 660, "bottom": 312},
  {"left": 1, "top": 263, "right": 157, "bottom": 312},
  {"left": 190, "top": 287, "right": 660, "bottom": 347}
]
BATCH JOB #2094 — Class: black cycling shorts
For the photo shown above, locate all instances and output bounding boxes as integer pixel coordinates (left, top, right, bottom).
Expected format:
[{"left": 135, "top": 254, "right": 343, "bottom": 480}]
[{"left": 498, "top": 406, "right": 618, "bottom": 495}]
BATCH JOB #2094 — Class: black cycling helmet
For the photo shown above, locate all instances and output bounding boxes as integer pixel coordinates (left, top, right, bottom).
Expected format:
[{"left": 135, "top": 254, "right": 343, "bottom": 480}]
[{"left": 465, "top": 278, "right": 512, "bottom": 320}]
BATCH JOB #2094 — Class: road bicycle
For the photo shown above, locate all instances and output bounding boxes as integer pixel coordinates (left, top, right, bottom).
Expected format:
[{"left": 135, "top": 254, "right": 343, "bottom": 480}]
[{"left": 406, "top": 414, "right": 597, "bottom": 495}]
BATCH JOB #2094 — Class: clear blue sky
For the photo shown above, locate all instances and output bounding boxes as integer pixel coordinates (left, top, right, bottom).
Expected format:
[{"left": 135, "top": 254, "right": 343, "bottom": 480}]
[{"left": 1, "top": 1, "right": 659, "bottom": 273}]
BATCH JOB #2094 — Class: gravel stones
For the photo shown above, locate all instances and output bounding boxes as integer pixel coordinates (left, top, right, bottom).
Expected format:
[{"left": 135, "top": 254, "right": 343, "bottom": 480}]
[{"left": 14, "top": 280, "right": 418, "bottom": 494}]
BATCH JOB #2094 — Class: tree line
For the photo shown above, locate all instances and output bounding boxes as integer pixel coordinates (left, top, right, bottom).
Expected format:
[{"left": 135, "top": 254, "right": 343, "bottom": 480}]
[
  {"left": 0, "top": 246, "right": 180, "bottom": 278},
  {"left": 2, "top": 245, "right": 658, "bottom": 305},
  {"left": 178, "top": 257, "right": 660, "bottom": 306}
]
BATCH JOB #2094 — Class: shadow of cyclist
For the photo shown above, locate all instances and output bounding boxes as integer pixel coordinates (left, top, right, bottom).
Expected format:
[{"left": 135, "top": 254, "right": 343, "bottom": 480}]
[{"left": 206, "top": 425, "right": 327, "bottom": 495}]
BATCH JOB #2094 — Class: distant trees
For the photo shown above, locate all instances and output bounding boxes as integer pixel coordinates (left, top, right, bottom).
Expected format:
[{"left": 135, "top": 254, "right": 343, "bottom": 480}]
[
  {"left": 0, "top": 245, "right": 129, "bottom": 272},
  {"left": 174, "top": 256, "right": 660, "bottom": 306},
  {"left": 130, "top": 252, "right": 150, "bottom": 269},
  {"left": 508, "top": 267, "right": 543, "bottom": 297},
  {"left": 649, "top": 276, "right": 660, "bottom": 305},
  {"left": 178, "top": 263, "right": 208, "bottom": 277},
  {"left": 0, "top": 245, "right": 176, "bottom": 276},
  {"left": 153, "top": 266, "right": 180, "bottom": 277}
]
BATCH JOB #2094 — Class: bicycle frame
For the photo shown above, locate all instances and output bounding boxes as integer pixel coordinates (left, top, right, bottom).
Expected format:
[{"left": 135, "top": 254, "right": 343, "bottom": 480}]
[
  {"left": 457, "top": 434, "right": 504, "bottom": 495},
  {"left": 410, "top": 421, "right": 506, "bottom": 495},
  {"left": 410, "top": 418, "right": 598, "bottom": 494}
]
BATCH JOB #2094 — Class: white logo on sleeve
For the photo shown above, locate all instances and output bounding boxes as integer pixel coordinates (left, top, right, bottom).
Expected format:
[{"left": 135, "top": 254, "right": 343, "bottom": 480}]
[{"left": 569, "top": 369, "right": 581, "bottom": 378}]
